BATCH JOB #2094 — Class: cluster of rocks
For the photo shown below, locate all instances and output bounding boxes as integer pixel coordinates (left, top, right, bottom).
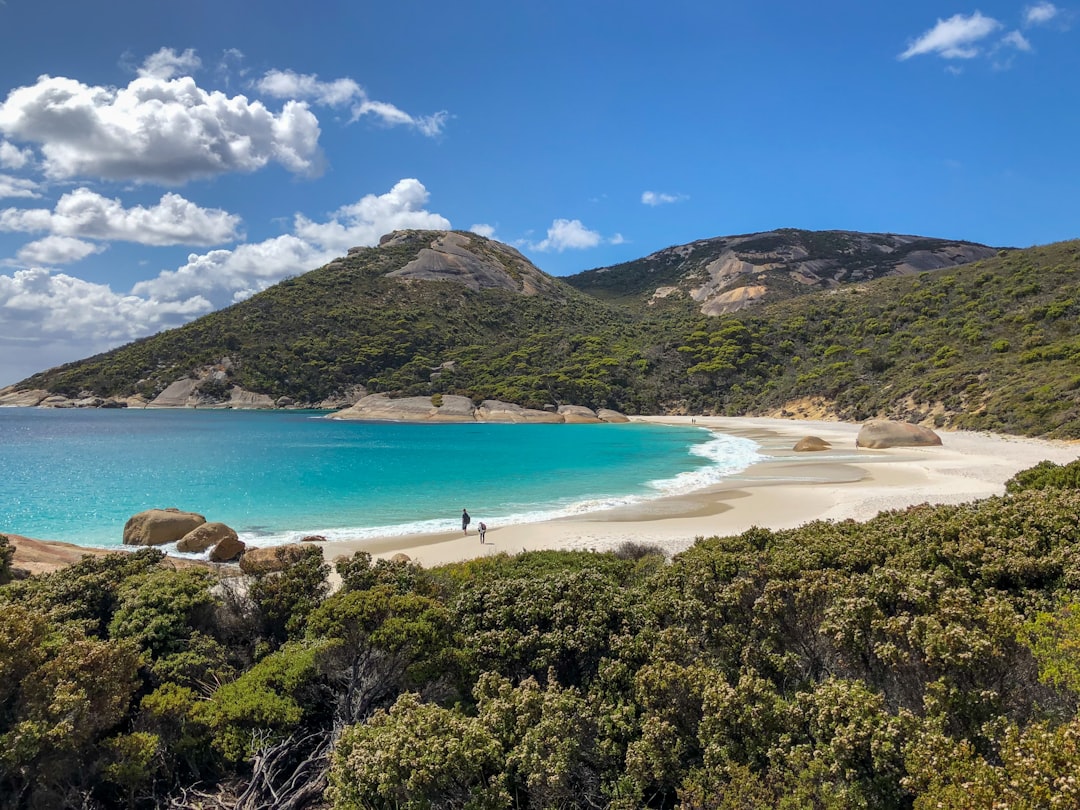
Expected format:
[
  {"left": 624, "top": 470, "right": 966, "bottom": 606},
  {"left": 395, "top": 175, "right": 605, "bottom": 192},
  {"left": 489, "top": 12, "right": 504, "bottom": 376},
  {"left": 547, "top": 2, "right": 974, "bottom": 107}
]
[
  {"left": 0, "top": 388, "right": 132, "bottom": 408},
  {"left": 792, "top": 419, "right": 942, "bottom": 452},
  {"left": 122, "top": 508, "right": 335, "bottom": 572},
  {"left": 123, "top": 508, "right": 245, "bottom": 562},
  {"left": 331, "top": 393, "right": 629, "bottom": 424}
]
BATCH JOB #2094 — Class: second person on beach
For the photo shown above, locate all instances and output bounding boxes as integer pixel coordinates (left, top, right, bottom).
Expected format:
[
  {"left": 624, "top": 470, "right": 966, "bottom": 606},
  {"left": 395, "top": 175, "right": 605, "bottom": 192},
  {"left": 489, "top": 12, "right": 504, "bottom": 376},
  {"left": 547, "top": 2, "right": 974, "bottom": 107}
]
[{"left": 462, "top": 508, "right": 471, "bottom": 535}]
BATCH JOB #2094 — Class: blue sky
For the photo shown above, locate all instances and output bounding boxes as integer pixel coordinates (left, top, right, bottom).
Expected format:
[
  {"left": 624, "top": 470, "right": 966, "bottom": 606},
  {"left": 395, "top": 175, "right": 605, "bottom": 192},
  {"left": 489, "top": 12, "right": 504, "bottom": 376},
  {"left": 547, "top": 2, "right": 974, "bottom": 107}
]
[{"left": 0, "top": 0, "right": 1077, "bottom": 386}]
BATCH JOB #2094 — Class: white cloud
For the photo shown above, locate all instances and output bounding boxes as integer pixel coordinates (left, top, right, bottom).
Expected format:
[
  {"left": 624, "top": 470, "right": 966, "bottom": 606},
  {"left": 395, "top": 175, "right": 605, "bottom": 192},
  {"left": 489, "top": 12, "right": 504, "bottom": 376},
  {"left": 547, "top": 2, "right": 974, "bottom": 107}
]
[
  {"left": 17, "top": 235, "right": 105, "bottom": 265},
  {"left": 641, "top": 191, "right": 686, "bottom": 206},
  {"left": 257, "top": 69, "right": 448, "bottom": 137},
  {"left": 138, "top": 47, "right": 202, "bottom": 80},
  {"left": 0, "top": 267, "right": 211, "bottom": 345},
  {"left": 292, "top": 178, "right": 450, "bottom": 252},
  {"left": 0, "top": 139, "right": 32, "bottom": 169},
  {"left": 134, "top": 178, "right": 449, "bottom": 304},
  {"left": 528, "top": 218, "right": 604, "bottom": 252},
  {"left": 257, "top": 70, "right": 362, "bottom": 107},
  {"left": 1001, "top": 30, "right": 1033, "bottom": 51},
  {"left": 0, "top": 188, "right": 241, "bottom": 246},
  {"left": 132, "top": 234, "right": 328, "bottom": 302},
  {"left": 0, "top": 69, "right": 324, "bottom": 183},
  {"left": 899, "top": 12, "right": 1002, "bottom": 60},
  {"left": 469, "top": 223, "right": 496, "bottom": 239},
  {"left": 1025, "top": 2, "right": 1059, "bottom": 25},
  {"left": 0, "top": 174, "right": 39, "bottom": 199}
]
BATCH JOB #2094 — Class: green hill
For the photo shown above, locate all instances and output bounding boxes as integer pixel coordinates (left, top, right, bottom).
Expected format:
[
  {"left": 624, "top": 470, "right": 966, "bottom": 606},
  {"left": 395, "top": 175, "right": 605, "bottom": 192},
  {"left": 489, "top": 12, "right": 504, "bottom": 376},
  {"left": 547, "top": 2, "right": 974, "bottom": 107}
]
[
  {"left": 671, "top": 239, "right": 1080, "bottom": 437},
  {"left": 10, "top": 229, "right": 1080, "bottom": 438}
]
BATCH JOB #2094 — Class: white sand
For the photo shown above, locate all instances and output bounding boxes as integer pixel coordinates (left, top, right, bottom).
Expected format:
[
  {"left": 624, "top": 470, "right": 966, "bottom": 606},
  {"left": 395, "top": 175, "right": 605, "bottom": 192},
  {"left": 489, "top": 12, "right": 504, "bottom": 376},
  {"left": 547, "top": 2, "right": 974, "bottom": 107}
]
[{"left": 319, "top": 417, "right": 1080, "bottom": 568}]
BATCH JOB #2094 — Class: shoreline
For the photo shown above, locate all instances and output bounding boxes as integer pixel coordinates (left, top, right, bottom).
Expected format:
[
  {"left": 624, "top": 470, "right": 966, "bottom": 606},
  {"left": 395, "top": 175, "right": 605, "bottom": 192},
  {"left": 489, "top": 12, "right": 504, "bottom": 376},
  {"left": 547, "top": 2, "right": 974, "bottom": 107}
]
[
  {"left": 7, "top": 416, "right": 1080, "bottom": 574},
  {"left": 314, "top": 416, "right": 1080, "bottom": 567}
]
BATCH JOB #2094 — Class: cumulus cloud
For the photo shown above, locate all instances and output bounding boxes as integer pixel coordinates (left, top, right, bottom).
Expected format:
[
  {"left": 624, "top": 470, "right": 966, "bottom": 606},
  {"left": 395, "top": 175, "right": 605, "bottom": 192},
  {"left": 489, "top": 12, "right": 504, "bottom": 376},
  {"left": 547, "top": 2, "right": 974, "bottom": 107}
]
[
  {"left": 135, "top": 178, "right": 449, "bottom": 303},
  {"left": 469, "top": 223, "right": 496, "bottom": 239},
  {"left": 17, "top": 235, "right": 105, "bottom": 265},
  {"left": 899, "top": 12, "right": 1002, "bottom": 59},
  {"left": 257, "top": 69, "right": 448, "bottom": 136},
  {"left": 0, "top": 70, "right": 324, "bottom": 183},
  {"left": 0, "top": 174, "right": 39, "bottom": 199},
  {"left": 1025, "top": 2, "right": 1060, "bottom": 25},
  {"left": 0, "top": 139, "right": 32, "bottom": 169},
  {"left": 526, "top": 218, "right": 609, "bottom": 253},
  {"left": 0, "top": 188, "right": 241, "bottom": 246},
  {"left": 292, "top": 178, "right": 450, "bottom": 252},
  {"left": 0, "top": 266, "right": 211, "bottom": 344},
  {"left": 641, "top": 191, "right": 686, "bottom": 206},
  {"left": 132, "top": 234, "right": 328, "bottom": 303}
]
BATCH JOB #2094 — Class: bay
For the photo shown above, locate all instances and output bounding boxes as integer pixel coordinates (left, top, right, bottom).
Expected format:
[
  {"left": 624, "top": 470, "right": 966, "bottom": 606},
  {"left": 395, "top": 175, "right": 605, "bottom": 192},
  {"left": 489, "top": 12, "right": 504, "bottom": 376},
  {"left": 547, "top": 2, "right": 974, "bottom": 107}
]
[{"left": 0, "top": 408, "right": 762, "bottom": 549}]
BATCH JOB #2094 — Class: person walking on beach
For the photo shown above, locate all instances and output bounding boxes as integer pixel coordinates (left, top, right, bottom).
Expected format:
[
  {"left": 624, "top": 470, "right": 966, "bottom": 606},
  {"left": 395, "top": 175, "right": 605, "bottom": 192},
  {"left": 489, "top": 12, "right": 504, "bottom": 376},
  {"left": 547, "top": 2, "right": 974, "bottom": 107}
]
[
  {"left": 478, "top": 521, "right": 487, "bottom": 544},
  {"left": 462, "top": 508, "right": 471, "bottom": 535}
]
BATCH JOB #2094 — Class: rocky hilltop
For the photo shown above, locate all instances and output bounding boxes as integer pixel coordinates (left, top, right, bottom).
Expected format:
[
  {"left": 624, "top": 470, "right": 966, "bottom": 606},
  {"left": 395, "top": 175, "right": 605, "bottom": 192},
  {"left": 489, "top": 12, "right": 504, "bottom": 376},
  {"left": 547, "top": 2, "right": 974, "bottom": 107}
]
[{"left": 566, "top": 229, "right": 999, "bottom": 315}]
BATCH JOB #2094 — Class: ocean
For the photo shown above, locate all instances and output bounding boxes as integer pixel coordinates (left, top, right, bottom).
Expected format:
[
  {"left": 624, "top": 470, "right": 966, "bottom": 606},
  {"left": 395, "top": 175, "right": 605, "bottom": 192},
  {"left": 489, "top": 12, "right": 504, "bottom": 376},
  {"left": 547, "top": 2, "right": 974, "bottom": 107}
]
[{"left": 0, "top": 408, "right": 763, "bottom": 550}]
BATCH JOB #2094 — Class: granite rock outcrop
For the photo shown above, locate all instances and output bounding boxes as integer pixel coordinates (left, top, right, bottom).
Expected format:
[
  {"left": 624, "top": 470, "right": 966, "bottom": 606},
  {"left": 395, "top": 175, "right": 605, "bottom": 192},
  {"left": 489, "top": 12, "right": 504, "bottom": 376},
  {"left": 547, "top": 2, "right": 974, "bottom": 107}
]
[
  {"left": 124, "top": 508, "right": 207, "bottom": 546},
  {"left": 856, "top": 420, "right": 942, "bottom": 449}
]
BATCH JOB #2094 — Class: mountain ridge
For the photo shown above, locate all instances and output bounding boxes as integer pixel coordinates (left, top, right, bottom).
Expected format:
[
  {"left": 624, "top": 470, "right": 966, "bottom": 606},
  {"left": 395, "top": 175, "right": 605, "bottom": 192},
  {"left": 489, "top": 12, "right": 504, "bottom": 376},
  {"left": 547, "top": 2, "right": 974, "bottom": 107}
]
[{"left": 564, "top": 228, "right": 999, "bottom": 315}]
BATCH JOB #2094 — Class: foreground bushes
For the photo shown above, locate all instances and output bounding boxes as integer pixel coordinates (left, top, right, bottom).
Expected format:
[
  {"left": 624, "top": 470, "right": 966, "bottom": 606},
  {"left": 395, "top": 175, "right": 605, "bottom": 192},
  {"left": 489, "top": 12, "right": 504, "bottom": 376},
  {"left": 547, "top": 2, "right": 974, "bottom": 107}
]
[{"left": 3, "top": 460, "right": 1080, "bottom": 807}]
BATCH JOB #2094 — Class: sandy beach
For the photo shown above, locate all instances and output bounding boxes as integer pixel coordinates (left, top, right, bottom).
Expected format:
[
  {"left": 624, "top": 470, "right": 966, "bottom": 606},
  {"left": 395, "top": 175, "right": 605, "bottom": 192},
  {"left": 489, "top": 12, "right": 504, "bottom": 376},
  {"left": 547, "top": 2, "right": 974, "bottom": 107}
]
[{"left": 317, "top": 416, "right": 1080, "bottom": 568}]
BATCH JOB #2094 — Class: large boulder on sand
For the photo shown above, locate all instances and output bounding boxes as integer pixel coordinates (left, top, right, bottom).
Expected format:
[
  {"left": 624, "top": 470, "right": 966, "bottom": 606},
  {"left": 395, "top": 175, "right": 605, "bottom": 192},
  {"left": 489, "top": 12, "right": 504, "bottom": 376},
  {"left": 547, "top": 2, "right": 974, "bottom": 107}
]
[
  {"left": 176, "top": 522, "right": 238, "bottom": 553},
  {"left": 124, "top": 508, "right": 206, "bottom": 546},
  {"left": 793, "top": 436, "right": 831, "bottom": 452},
  {"left": 856, "top": 420, "right": 942, "bottom": 449}
]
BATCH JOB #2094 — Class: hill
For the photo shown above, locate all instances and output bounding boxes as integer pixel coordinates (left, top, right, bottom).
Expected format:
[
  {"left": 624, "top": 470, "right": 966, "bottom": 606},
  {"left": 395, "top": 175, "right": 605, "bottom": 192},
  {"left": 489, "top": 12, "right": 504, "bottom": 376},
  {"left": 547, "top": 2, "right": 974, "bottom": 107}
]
[
  {"left": 7, "top": 229, "right": 1080, "bottom": 438},
  {"left": 564, "top": 228, "right": 998, "bottom": 314},
  {"left": 672, "top": 239, "right": 1080, "bottom": 437},
  {"left": 9, "top": 230, "right": 647, "bottom": 411}
]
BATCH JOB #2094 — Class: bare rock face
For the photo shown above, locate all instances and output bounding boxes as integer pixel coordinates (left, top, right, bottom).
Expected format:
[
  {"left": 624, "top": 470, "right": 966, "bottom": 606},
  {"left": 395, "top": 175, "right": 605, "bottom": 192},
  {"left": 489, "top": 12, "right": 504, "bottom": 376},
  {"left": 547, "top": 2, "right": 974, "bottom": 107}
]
[
  {"left": 177, "top": 522, "right": 238, "bottom": 553},
  {"left": 209, "top": 535, "right": 246, "bottom": 562},
  {"left": 856, "top": 420, "right": 942, "bottom": 449},
  {"left": 557, "top": 405, "right": 601, "bottom": 424},
  {"left": 476, "top": 400, "right": 563, "bottom": 423},
  {"left": 379, "top": 230, "right": 559, "bottom": 296},
  {"left": 427, "top": 395, "right": 477, "bottom": 422},
  {"left": 239, "top": 544, "right": 312, "bottom": 575},
  {"left": 794, "top": 436, "right": 832, "bottom": 452},
  {"left": 596, "top": 409, "right": 630, "bottom": 423},
  {"left": 124, "top": 508, "right": 207, "bottom": 546},
  {"left": 333, "top": 393, "right": 469, "bottom": 422},
  {"left": 147, "top": 379, "right": 199, "bottom": 408},
  {"left": 0, "top": 388, "right": 50, "bottom": 406}
]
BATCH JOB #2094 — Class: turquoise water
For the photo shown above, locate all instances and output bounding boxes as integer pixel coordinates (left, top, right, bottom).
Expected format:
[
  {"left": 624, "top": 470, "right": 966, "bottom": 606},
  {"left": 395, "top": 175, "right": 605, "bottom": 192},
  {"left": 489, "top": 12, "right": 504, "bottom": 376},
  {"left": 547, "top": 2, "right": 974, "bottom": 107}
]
[{"left": 0, "top": 408, "right": 762, "bottom": 550}]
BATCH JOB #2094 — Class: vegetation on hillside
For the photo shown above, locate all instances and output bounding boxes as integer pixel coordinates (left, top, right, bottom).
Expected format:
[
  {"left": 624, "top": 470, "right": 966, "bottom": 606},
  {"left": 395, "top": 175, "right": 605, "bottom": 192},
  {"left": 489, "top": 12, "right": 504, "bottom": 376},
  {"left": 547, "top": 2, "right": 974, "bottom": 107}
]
[
  {"left": 672, "top": 240, "right": 1080, "bottom": 437},
  {"left": 3, "top": 458, "right": 1080, "bottom": 808},
  {"left": 13, "top": 233, "right": 1080, "bottom": 438}
]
